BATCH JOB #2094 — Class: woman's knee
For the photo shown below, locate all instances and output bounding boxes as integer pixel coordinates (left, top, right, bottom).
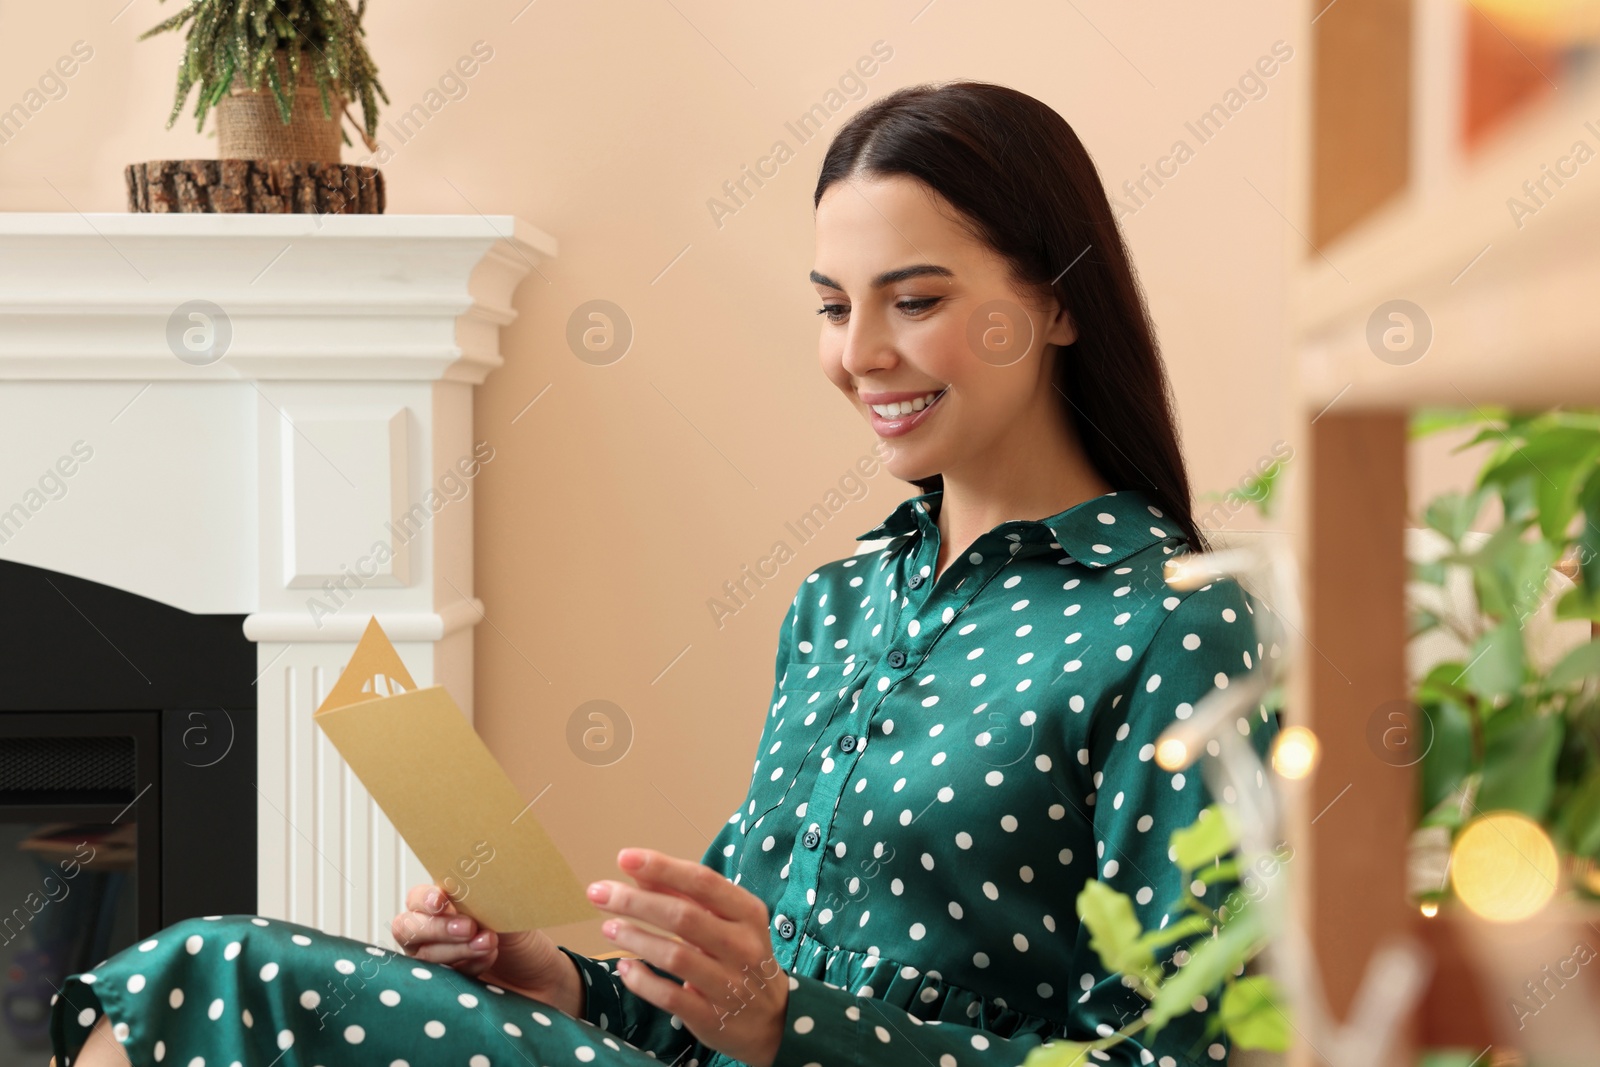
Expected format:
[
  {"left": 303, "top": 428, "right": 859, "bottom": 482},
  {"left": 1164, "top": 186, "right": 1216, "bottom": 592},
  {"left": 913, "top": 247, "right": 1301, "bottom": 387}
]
[{"left": 128, "top": 913, "right": 263, "bottom": 952}]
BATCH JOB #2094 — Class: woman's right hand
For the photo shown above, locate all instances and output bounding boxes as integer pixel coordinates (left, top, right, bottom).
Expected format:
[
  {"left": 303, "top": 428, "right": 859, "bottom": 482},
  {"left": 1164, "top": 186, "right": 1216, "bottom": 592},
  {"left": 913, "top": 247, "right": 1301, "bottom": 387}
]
[{"left": 393, "top": 883, "right": 585, "bottom": 1018}]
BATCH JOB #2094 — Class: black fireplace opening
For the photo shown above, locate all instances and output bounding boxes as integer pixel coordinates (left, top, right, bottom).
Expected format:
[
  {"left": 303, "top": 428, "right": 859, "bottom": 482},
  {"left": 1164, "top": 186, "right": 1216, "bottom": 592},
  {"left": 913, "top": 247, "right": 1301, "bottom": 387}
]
[{"left": 0, "top": 558, "right": 255, "bottom": 1055}]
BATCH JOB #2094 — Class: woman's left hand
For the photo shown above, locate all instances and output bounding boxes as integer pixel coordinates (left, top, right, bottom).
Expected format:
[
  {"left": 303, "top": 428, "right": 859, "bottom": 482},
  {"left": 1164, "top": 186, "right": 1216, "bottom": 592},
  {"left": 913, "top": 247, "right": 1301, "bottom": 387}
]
[{"left": 587, "top": 847, "right": 790, "bottom": 1067}]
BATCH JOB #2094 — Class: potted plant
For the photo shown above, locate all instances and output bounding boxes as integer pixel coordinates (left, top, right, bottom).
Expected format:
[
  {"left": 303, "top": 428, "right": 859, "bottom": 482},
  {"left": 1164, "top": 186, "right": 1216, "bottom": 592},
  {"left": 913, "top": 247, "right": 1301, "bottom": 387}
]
[
  {"left": 1409, "top": 408, "right": 1600, "bottom": 893},
  {"left": 127, "top": 0, "right": 391, "bottom": 213},
  {"left": 1406, "top": 408, "right": 1600, "bottom": 1058}
]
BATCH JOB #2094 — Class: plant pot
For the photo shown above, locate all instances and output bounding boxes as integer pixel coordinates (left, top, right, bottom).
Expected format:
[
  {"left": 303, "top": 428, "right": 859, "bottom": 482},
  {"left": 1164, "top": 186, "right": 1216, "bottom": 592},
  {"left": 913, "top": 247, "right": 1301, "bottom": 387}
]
[
  {"left": 216, "top": 49, "right": 343, "bottom": 163},
  {"left": 1415, "top": 899, "right": 1600, "bottom": 1065}
]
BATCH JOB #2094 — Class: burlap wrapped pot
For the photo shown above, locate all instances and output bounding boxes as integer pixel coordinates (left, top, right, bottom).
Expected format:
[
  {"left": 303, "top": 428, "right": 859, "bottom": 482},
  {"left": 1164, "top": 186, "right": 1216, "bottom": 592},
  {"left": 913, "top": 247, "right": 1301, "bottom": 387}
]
[{"left": 216, "top": 49, "right": 344, "bottom": 163}]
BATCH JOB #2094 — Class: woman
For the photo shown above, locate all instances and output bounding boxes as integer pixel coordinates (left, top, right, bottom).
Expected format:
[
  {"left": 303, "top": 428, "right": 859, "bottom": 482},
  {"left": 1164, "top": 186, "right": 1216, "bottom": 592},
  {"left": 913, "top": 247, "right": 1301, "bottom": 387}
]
[{"left": 53, "top": 80, "right": 1277, "bottom": 1067}]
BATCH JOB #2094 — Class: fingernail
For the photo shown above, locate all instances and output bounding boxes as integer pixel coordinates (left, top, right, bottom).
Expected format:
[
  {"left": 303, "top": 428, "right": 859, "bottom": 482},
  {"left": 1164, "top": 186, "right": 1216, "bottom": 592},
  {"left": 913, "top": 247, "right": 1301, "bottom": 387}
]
[
  {"left": 426, "top": 890, "right": 441, "bottom": 910},
  {"left": 618, "top": 849, "right": 645, "bottom": 871},
  {"left": 471, "top": 932, "right": 492, "bottom": 951},
  {"left": 602, "top": 919, "right": 618, "bottom": 938},
  {"left": 448, "top": 918, "right": 471, "bottom": 937},
  {"left": 587, "top": 882, "right": 611, "bottom": 903}
]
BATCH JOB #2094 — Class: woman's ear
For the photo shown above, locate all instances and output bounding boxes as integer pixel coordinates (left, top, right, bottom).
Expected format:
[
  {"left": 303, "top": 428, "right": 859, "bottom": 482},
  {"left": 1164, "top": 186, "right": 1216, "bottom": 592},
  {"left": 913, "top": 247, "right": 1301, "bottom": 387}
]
[{"left": 1044, "top": 300, "right": 1078, "bottom": 348}]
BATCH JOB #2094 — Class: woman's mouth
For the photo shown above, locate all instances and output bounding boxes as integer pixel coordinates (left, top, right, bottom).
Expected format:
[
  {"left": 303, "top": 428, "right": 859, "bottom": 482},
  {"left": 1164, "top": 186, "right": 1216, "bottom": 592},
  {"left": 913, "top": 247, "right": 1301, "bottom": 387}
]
[{"left": 866, "top": 387, "right": 948, "bottom": 437}]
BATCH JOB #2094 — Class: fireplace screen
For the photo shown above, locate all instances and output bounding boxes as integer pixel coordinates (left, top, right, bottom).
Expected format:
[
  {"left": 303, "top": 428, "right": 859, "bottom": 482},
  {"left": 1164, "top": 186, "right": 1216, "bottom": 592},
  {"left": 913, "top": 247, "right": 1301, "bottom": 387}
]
[{"left": 0, "top": 821, "right": 138, "bottom": 1055}]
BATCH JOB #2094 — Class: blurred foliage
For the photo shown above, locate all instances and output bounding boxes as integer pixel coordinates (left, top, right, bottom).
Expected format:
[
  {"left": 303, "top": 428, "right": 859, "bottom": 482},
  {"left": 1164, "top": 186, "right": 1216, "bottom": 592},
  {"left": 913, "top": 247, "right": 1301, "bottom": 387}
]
[
  {"left": 1198, "top": 442, "right": 1294, "bottom": 521},
  {"left": 140, "top": 0, "right": 388, "bottom": 144},
  {"left": 1023, "top": 805, "right": 1289, "bottom": 1065},
  {"left": 1410, "top": 408, "right": 1600, "bottom": 890}
]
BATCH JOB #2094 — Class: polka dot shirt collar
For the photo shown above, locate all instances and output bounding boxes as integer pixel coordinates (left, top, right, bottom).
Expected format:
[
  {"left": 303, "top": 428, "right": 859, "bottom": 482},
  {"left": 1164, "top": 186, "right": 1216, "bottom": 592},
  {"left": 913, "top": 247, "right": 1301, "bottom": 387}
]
[{"left": 854, "top": 487, "right": 1178, "bottom": 569}]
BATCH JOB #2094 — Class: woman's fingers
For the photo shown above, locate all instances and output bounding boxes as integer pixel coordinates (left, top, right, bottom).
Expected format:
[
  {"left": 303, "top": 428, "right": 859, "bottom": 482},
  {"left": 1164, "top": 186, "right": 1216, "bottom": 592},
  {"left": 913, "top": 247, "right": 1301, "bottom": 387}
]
[
  {"left": 393, "top": 882, "right": 503, "bottom": 978},
  {"left": 394, "top": 884, "right": 492, "bottom": 961},
  {"left": 592, "top": 881, "right": 743, "bottom": 963},
  {"left": 623, "top": 848, "right": 765, "bottom": 925},
  {"left": 408, "top": 928, "right": 497, "bottom": 969},
  {"left": 604, "top": 919, "right": 723, "bottom": 993},
  {"left": 586, "top": 850, "right": 761, "bottom": 964},
  {"left": 404, "top": 882, "right": 456, "bottom": 915},
  {"left": 392, "top": 908, "right": 482, "bottom": 950}
]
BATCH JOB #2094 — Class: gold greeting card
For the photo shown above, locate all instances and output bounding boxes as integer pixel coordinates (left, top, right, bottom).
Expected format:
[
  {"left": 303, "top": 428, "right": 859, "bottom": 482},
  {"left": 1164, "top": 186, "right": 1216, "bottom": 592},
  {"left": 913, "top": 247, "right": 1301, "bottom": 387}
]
[{"left": 313, "top": 617, "right": 596, "bottom": 932}]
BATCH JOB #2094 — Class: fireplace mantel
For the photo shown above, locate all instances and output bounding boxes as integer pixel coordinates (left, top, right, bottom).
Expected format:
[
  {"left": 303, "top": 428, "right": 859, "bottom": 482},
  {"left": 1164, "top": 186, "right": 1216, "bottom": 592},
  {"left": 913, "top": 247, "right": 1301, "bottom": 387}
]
[{"left": 0, "top": 212, "right": 555, "bottom": 945}]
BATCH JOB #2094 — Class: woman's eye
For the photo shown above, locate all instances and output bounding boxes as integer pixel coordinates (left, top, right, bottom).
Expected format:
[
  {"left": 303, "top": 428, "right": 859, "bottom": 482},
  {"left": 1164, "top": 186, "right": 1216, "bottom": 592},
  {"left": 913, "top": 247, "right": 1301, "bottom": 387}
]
[{"left": 815, "top": 298, "right": 940, "bottom": 323}]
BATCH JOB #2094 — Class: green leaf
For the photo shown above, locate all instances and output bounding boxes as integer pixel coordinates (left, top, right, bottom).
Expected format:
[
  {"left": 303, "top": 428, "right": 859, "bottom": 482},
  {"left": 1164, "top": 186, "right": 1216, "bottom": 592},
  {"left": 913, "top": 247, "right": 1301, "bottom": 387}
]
[
  {"left": 1169, "top": 806, "right": 1238, "bottom": 871},
  {"left": 1556, "top": 584, "right": 1600, "bottom": 623},
  {"left": 1413, "top": 562, "right": 1449, "bottom": 589},
  {"left": 1554, "top": 770, "right": 1600, "bottom": 858},
  {"left": 1237, "top": 461, "right": 1288, "bottom": 519},
  {"left": 1417, "top": 662, "right": 1475, "bottom": 707},
  {"left": 1147, "top": 904, "right": 1266, "bottom": 1032},
  {"left": 1193, "top": 859, "right": 1240, "bottom": 896},
  {"left": 1219, "top": 975, "right": 1291, "bottom": 1051},
  {"left": 1076, "top": 880, "right": 1153, "bottom": 978},
  {"left": 1548, "top": 641, "right": 1600, "bottom": 690},
  {"left": 1463, "top": 619, "right": 1525, "bottom": 704},
  {"left": 1411, "top": 407, "right": 1503, "bottom": 440},
  {"left": 1137, "top": 913, "right": 1213, "bottom": 954},
  {"left": 1536, "top": 411, "right": 1600, "bottom": 433},
  {"left": 1477, "top": 711, "right": 1563, "bottom": 818},
  {"left": 1022, "top": 1040, "right": 1095, "bottom": 1067},
  {"left": 1464, "top": 424, "right": 1516, "bottom": 452},
  {"left": 1467, "top": 524, "right": 1558, "bottom": 623},
  {"left": 1479, "top": 428, "right": 1600, "bottom": 542},
  {"left": 1419, "top": 775, "right": 1476, "bottom": 830},
  {"left": 1420, "top": 698, "right": 1474, "bottom": 814},
  {"left": 1577, "top": 468, "right": 1600, "bottom": 592},
  {"left": 1422, "top": 488, "right": 1489, "bottom": 545},
  {"left": 1410, "top": 607, "right": 1444, "bottom": 637}
]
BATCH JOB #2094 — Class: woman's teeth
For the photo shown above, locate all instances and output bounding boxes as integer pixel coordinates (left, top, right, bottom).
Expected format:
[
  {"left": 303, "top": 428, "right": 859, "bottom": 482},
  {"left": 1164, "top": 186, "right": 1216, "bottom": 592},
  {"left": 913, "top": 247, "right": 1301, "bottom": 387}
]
[{"left": 870, "top": 390, "right": 944, "bottom": 417}]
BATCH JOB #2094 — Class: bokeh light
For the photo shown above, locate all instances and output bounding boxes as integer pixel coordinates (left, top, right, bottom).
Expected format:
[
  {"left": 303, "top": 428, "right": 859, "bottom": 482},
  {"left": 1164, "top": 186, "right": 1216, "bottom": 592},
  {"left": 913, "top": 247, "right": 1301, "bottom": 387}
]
[
  {"left": 1450, "top": 812, "right": 1559, "bottom": 923},
  {"left": 1154, "top": 737, "right": 1189, "bottom": 771},
  {"left": 1271, "top": 725, "right": 1320, "bottom": 780}
]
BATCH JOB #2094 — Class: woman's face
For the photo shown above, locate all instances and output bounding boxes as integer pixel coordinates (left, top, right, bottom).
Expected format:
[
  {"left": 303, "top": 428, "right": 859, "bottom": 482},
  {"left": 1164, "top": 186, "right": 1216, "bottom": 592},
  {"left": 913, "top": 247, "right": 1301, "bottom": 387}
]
[{"left": 811, "top": 174, "right": 1076, "bottom": 486}]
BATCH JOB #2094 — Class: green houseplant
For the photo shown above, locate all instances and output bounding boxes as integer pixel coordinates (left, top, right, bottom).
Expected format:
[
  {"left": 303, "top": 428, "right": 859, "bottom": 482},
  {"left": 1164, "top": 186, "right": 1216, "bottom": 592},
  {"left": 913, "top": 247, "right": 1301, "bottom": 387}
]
[
  {"left": 1409, "top": 408, "right": 1600, "bottom": 898},
  {"left": 140, "top": 0, "right": 388, "bottom": 150}
]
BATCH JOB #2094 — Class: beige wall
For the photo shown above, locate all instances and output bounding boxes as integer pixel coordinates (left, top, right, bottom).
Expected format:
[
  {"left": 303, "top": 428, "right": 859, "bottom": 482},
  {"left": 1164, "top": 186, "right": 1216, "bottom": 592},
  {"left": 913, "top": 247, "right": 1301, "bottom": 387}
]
[{"left": 2, "top": 1, "right": 1304, "bottom": 950}]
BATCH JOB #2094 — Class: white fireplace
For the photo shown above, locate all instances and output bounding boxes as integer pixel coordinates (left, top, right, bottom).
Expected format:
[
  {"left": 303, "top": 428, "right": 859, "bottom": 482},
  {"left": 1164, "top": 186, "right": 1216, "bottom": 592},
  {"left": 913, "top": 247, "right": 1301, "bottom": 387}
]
[{"left": 0, "top": 212, "right": 553, "bottom": 947}]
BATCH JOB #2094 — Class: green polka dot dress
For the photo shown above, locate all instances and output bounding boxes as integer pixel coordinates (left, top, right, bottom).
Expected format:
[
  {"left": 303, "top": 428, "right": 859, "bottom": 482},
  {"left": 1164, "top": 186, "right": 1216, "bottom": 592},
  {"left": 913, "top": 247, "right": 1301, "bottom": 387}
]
[{"left": 50, "top": 487, "right": 1278, "bottom": 1067}]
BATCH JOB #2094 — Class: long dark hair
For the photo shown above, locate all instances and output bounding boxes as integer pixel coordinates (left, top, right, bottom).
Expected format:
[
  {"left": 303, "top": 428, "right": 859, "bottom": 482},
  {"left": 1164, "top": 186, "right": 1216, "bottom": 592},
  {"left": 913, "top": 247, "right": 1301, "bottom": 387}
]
[{"left": 814, "top": 80, "right": 1209, "bottom": 553}]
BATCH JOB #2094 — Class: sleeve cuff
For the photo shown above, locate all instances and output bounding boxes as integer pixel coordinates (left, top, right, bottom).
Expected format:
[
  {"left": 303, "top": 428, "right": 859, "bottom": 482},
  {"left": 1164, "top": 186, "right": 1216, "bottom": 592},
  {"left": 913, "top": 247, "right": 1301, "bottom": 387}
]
[
  {"left": 558, "top": 946, "right": 631, "bottom": 1036},
  {"left": 770, "top": 971, "right": 864, "bottom": 1067}
]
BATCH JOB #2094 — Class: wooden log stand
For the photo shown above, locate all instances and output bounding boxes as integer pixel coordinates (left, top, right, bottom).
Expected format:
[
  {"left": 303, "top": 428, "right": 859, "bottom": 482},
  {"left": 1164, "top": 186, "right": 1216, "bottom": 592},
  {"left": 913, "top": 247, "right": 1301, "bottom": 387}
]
[{"left": 124, "top": 159, "right": 385, "bottom": 214}]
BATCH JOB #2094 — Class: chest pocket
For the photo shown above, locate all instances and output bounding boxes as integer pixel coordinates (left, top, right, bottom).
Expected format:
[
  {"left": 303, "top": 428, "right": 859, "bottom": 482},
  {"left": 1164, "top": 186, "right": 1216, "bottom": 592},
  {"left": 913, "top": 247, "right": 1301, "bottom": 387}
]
[
  {"left": 743, "top": 658, "right": 868, "bottom": 831},
  {"left": 777, "top": 658, "right": 864, "bottom": 708}
]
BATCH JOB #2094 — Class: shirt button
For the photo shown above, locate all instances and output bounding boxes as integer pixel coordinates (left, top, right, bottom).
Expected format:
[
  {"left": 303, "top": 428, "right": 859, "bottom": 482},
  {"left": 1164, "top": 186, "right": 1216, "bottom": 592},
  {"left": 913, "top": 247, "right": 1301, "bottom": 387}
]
[
  {"left": 802, "top": 829, "right": 821, "bottom": 849},
  {"left": 838, "top": 734, "right": 857, "bottom": 753},
  {"left": 908, "top": 574, "right": 924, "bottom": 589},
  {"left": 776, "top": 917, "right": 796, "bottom": 940},
  {"left": 887, "top": 649, "right": 907, "bottom": 668}
]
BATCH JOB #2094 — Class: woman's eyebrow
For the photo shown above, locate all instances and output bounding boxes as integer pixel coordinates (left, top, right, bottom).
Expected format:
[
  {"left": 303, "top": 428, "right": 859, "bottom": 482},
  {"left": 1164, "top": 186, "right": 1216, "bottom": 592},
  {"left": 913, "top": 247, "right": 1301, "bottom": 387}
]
[{"left": 809, "top": 264, "right": 955, "bottom": 290}]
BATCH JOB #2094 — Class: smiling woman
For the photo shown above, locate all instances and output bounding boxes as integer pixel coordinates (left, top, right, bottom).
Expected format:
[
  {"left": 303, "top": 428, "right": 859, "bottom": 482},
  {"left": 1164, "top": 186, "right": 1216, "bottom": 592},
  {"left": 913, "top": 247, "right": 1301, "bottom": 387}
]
[
  {"left": 807, "top": 81, "right": 1208, "bottom": 576},
  {"left": 50, "top": 80, "right": 1275, "bottom": 1067}
]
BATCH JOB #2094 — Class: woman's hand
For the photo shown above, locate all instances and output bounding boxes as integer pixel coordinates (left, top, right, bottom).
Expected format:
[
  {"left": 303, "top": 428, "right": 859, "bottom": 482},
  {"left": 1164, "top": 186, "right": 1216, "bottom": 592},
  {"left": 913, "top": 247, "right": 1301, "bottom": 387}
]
[
  {"left": 587, "top": 848, "right": 790, "bottom": 1067},
  {"left": 392, "top": 883, "right": 584, "bottom": 1019}
]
